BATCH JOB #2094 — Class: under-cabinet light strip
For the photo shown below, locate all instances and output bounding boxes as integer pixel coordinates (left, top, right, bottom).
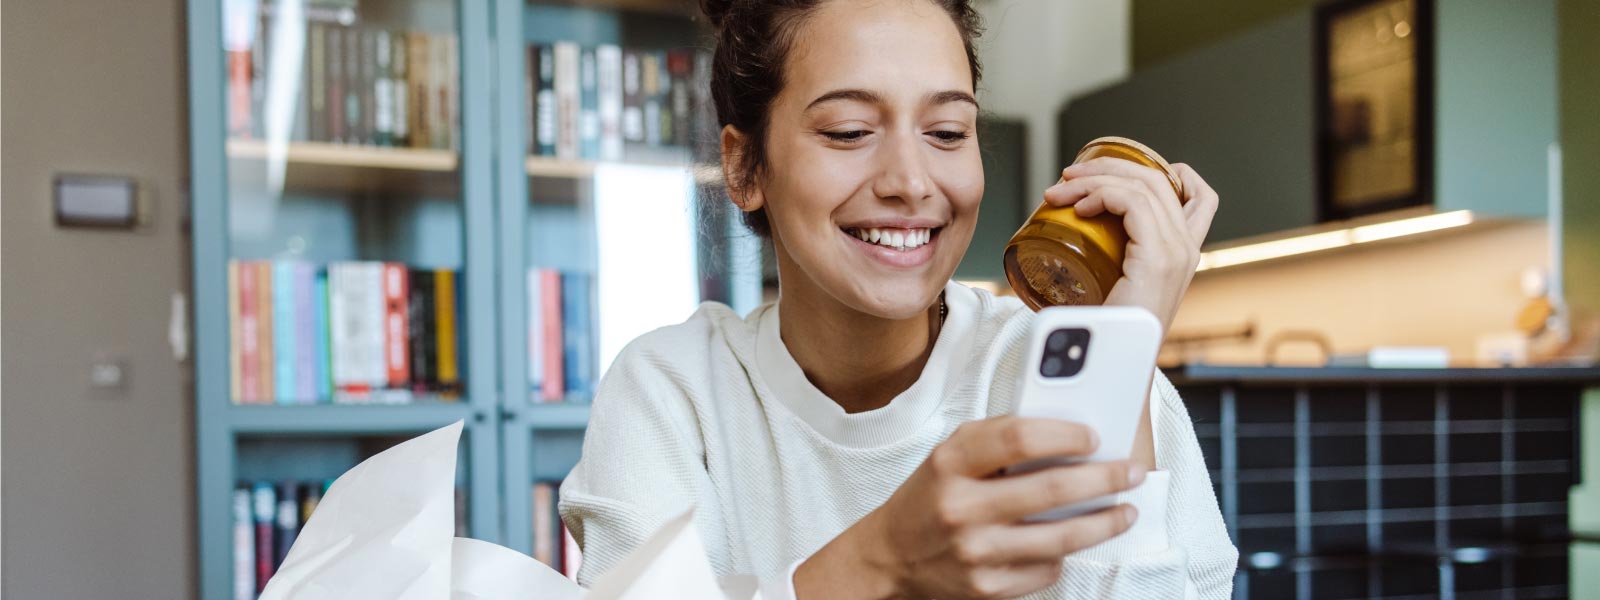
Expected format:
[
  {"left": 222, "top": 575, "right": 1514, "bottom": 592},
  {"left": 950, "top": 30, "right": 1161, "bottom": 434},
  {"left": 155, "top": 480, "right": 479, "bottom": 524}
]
[{"left": 1196, "top": 210, "right": 1476, "bottom": 272}]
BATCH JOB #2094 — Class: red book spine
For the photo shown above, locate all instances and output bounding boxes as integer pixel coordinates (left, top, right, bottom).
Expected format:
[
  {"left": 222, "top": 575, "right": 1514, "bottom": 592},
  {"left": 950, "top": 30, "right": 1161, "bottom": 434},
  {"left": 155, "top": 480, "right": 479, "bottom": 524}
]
[
  {"left": 238, "top": 261, "right": 261, "bottom": 404},
  {"left": 539, "top": 270, "right": 565, "bottom": 402},
  {"left": 383, "top": 263, "right": 410, "bottom": 388}
]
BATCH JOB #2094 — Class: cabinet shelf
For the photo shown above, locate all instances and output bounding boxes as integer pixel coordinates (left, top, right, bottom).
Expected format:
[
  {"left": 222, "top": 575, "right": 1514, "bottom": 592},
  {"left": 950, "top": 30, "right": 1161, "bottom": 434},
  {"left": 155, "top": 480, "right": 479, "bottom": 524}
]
[
  {"left": 226, "top": 139, "right": 460, "bottom": 197},
  {"left": 226, "top": 402, "right": 478, "bottom": 435},
  {"left": 525, "top": 155, "right": 723, "bottom": 185},
  {"left": 523, "top": 402, "right": 591, "bottom": 429}
]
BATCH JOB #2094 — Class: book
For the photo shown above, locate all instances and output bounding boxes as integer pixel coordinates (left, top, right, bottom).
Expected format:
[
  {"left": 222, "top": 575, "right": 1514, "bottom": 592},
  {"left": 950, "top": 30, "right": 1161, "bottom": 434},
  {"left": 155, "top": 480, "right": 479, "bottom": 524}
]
[
  {"left": 383, "top": 263, "right": 410, "bottom": 392},
  {"left": 596, "top": 45, "right": 623, "bottom": 161},
  {"left": 327, "top": 25, "right": 345, "bottom": 143},
  {"left": 251, "top": 481, "right": 277, "bottom": 591},
  {"left": 408, "top": 269, "right": 435, "bottom": 392},
  {"left": 641, "top": 51, "right": 661, "bottom": 146},
  {"left": 579, "top": 47, "right": 600, "bottom": 160},
  {"left": 294, "top": 262, "right": 318, "bottom": 403},
  {"left": 308, "top": 21, "right": 327, "bottom": 142},
  {"left": 444, "top": 34, "right": 460, "bottom": 150},
  {"left": 274, "top": 481, "right": 300, "bottom": 568},
  {"left": 390, "top": 30, "right": 410, "bottom": 147},
  {"left": 232, "top": 485, "right": 256, "bottom": 600},
  {"left": 434, "top": 269, "right": 461, "bottom": 396},
  {"left": 344, "top": 24, "right": 362, "bottom": 145},
  {"left": 622, "top": 49, "right": 643, "bottom": 143},
  {"left": 272, "top": 261, "right": 298, "bottom": 404},
  {"left": 553, "top": 42, "right": 580, "bottom": 159},
  {"left": 364, "top": 262, "right": 388, "bottom": 393},
  {"left": 561, "top": 272, "right": 593, "bottom": 398},
  {"left": 225, "top": 24, "right": 252, "bottom": 138},
  {"left": 668, "top": 49, "right": 692, "bottom": 148},
  {"left": 374, "top": 29, "right": 395, "bottom": 146},
  {"left": 228, "top": 261, "right": 243, "bottom": 402},
  {"left": 237, "top": 262, "right": 262, "bottom": 403},
  {"left": 532, "top": 482, "right": 556, "bottom": 566},
  {"left": 299, "top": 481, "right": 323, "bottom": 527},
  {"left": 313, "top": 270, "right": 332, "bottom": 401},
  {"left": 656, "top": 50, "right": 674, "bottom": 147},
  {"left": 534, "top": 44, "right": 557, "bottom": 156},
  {"left": 527, "top": 269, "right": 544, "bottom": 395},
  {"left": 407, "top": 32, "right": 430, "bottom": 149},
  {"left": 539, "top": 270, "right": 565, "bottom": 402},
  {"left": 257, "top": 261, "right": 276, "bottom": 403}
]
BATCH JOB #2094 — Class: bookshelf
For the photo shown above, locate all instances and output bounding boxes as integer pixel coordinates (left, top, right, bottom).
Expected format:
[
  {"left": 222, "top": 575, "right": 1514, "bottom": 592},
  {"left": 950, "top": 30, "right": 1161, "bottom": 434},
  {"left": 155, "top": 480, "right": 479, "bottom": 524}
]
[{"left": 187, "top": 0, "right": 756, "bottom": 597}]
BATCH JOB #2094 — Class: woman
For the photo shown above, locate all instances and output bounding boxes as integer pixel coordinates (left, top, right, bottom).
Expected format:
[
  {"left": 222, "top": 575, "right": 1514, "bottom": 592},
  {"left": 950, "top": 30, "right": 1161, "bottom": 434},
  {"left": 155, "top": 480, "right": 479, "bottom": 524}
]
[{"left": 558, "top": 0, "right": 1237, "bottom": 598}]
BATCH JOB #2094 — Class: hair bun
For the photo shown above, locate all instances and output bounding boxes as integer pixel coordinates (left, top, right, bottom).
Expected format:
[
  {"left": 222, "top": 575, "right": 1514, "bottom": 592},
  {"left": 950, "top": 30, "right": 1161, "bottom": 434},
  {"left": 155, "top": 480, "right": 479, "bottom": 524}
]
[{"left": 699, "top": 0, "right": 735, "bottom": 29}]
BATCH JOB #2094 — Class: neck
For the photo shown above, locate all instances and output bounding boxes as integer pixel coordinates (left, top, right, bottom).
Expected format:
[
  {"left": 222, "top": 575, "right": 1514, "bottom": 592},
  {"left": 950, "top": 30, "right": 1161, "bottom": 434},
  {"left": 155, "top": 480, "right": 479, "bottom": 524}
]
[{"left": 774, "top": 254, "right": 941, "bottom": 414}]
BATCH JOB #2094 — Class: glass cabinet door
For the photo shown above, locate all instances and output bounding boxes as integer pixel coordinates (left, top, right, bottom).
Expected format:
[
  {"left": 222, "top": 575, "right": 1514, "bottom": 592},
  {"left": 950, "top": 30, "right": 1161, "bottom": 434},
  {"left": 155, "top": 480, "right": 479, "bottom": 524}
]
[
  {"left": 492, "top": 0, "right": 761, "bottom": 566},
  {"left": 223, "top": 0, "right": 466, "bottom": 407}
]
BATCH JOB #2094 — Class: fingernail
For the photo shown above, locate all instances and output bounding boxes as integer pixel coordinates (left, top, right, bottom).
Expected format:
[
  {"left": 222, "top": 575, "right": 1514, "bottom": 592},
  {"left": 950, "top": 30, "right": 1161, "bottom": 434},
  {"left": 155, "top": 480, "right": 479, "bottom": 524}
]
[
  {"left": 1122, "top": 504, "right": 1139, "bottom": 526},
  {"left": 1127, "top": 464, "right": 1147, "bottom": 487}
]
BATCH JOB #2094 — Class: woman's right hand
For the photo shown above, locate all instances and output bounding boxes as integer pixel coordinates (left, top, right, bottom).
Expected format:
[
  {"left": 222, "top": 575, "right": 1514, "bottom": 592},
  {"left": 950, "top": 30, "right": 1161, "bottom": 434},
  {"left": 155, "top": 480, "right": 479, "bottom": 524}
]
[{"left": 794, "top": 416, "right": 1147, "bottom": 600}]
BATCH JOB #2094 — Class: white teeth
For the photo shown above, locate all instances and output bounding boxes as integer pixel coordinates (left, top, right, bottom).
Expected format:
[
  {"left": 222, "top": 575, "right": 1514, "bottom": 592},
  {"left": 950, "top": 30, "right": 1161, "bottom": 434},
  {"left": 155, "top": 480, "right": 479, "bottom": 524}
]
[
  {"left": 849, "top": 227, "right": 935, "bottom": 250},
  {"left": 892, "top": 231, "right": 906, "bottom": 248},
  {"left": 869, "top": 228, "right": 882, "bottom": 243}
]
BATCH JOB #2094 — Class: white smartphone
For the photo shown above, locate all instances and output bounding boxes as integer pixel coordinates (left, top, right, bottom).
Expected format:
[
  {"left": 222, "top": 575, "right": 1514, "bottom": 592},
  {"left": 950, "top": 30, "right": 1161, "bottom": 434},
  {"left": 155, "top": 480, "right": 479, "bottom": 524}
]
[{"left": 1004, "top": 305, "right": 1162, "bottom": 521}]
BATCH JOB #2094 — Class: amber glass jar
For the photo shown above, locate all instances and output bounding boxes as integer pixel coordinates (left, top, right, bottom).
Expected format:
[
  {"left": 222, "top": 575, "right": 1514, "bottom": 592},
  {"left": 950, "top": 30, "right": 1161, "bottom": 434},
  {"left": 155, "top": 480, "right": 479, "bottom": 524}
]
[{"left": 1003, "top": 137, "right": 1184, "bottom": 310}]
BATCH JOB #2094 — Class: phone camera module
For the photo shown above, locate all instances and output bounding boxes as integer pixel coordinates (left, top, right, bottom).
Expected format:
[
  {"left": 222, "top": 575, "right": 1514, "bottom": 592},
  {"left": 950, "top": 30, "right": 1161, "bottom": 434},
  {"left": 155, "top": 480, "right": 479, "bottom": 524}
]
[{"left": 1039, "top": 327, "right": 1091, "bottom": 378}]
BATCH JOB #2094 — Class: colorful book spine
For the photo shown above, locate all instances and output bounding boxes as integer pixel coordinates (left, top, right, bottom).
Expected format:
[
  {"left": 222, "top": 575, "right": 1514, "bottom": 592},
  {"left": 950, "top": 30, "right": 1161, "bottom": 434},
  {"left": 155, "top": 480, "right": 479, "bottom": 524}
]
[
  {"left": 252, "top": 482, "right": 277, "bottom": 592},
  {"left": 327, "top": 25, "right": 345, "bottom": 143},
  {"left": 308, "top": 21, "right": 327, "bottom": 142},
  {"left": 407, "top": 32, "right": 429, "bottom": 149},
  {"left": 360, "top": 28, "right": 378, "bottom": 145},
  {"left": 272, "top": 261, "right": 298, "bottom": 404},
  {"left": 534, "top": 44, "right": 557, "bottom": 156},
  {"left": 232, "top": 486, "right": 256, "bottom": 600},
  {"left": 365, "top": 262, "right": 388, "bottom": 391},
  {"left": 668, "top": 49, "right": 692, "bottom": 147},
  {"left": 257, "top": 261, "right": 276, "bottom": 403},
  {"left": 533, "top": 482, "right": 556, "bottom": 566},
  {"left": 408, "top": 269, "right": 435, "bottom": 393},
  {"left": 596, "top": 45, "right": 623, "bottom": 161},
  {"left": 430, "top": 35, "right": 450, "bottom": 149},
  {"left": 314, "top": 269, "right": 332, "bottom": 401},
  {"left": 641, "top": 51, "right": 661, "bottom": 146},
  {"left": 343, "top": 24, "right": 361, "bottom": 145},
  {"left": 327, "top": 263, "right": 351, "bottom": 398},
  {"left": 383, "top": 263, "right": 410, "bottom": 390},
  {"left": 391, "top": 30, "right": 409, "bottom": 147},
  {"left": 561, "top": 272, "right": 593, "bottom": 398},
  {"left": 299, "top": 481, "right": 323, "bottom": 527},
  {"left": 539, "top": 269, "right": 565, "bottom": 402},
  {"left": 527, "top": 269, "right": 544, "bottom": 396},
  {"left": 374, "top": 29, "right": 395, "bottom": 146},
  {"left": 294, "top": 262, "right": 318, "bottom": 403},
  {"left": 435, "top": 269, "right": 461, "bottom": 396},
  {"left": 228, "top": 261, "right": 243, "bottom": 403},
  {"left": 274, "top": 481, "right": 300, "bottom": 567},
  {"left": 622, "top": 49, "right": 643, "bottom": 143},
  {"left": 553, "top": 42, "right": 580, "bottom": 159},
  {"left": 579, "top": 47, "right": 600, "bottom": 160},
  {"left": 238, "top": 262, "right": 261, "bottom": 403},
  {"left": 561, "top": 523, "right": 582, "bottom": 581}
]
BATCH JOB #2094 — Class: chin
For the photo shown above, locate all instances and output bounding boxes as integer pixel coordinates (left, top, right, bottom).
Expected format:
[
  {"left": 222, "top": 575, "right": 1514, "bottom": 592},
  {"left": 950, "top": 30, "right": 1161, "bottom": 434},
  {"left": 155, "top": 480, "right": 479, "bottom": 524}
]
[{"left": 843, "top": 274, "right": 947, "bottom": 320}]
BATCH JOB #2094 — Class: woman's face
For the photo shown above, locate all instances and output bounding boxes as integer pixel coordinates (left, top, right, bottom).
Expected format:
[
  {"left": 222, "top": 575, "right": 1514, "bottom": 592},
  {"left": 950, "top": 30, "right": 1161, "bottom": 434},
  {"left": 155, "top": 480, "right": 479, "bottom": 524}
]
[{"left": 749, "top": 0, "right": 983, "bottom": 320}]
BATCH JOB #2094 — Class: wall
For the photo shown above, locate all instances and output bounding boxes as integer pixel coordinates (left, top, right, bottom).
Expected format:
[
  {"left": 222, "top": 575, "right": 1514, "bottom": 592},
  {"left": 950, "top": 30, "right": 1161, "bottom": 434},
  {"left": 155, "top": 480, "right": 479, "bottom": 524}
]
[
  {"left": 0, "top": 0, "right": 195, "bottom": 598},
  {"left": 1170, "top": 221, "right": 1549, "bottom": 365},
  {"left": 1131, "top": 0, "right": 1316, "bottom": 69}
]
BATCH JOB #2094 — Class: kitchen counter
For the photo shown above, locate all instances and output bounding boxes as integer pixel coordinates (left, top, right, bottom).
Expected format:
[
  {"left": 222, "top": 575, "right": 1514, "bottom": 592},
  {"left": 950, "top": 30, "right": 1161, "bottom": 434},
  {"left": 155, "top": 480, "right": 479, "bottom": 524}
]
[{"left": 1165, "top": 364, "right": 1600, "bottom": 385}]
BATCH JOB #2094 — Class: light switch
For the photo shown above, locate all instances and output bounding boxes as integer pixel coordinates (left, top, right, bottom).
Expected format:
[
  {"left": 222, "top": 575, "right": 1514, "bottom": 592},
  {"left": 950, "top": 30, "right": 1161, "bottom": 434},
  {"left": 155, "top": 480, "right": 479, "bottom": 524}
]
[
  {"left": 55, "top": 174, "right": 138, "bottom": 228},
  {"left": 90, "top": 358, "right": 127, "bottom": 389}
]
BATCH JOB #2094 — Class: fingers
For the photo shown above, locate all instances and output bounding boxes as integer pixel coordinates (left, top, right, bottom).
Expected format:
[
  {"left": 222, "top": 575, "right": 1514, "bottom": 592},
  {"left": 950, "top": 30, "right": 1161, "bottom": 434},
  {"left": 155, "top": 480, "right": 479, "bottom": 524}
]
[
  {"left": 1062, "top": 158, "right": 1182, "bottom": 209},
  {"left": 1170, "top": 163, "right": 1220, "bottom": 244},
  {"left": 954, "top": 504, "right": 1139, "bottom": 566},
  {"left": 970, "top": 460, "right": 1147, "bottom": 523},
  {"left": 935, "top": 416, "right": 1100, "bottom": 477},
  {"left": 1067, "top": 182, "right": 1187, "bottom": 258}
]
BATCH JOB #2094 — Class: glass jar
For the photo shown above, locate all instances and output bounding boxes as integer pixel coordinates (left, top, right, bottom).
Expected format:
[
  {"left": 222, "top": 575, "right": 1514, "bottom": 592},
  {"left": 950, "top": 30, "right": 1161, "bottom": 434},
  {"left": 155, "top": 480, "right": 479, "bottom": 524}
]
[{"left": 1003, "top": 136, "right": 1184, "bottom": 310}]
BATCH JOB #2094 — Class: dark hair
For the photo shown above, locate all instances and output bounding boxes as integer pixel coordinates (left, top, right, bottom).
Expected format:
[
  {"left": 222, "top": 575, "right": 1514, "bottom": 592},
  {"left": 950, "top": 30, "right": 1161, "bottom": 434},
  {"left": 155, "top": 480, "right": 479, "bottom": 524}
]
[{"left": 701, "top": 0, "right": 984, "bottom": 237}]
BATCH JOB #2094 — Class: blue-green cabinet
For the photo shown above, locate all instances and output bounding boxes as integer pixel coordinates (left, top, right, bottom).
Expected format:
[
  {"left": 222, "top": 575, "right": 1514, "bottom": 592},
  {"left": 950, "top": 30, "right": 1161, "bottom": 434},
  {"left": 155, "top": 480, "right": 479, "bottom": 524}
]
[{"left": 186, "top": 0, "right": 756, "bottom": 596}]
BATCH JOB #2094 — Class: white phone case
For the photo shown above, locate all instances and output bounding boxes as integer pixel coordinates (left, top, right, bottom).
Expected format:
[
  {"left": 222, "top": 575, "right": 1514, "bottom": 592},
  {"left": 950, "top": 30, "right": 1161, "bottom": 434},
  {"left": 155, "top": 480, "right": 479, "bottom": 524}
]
[{"left": 1005, "top": 306, "right": 1162, "bottom": 521}]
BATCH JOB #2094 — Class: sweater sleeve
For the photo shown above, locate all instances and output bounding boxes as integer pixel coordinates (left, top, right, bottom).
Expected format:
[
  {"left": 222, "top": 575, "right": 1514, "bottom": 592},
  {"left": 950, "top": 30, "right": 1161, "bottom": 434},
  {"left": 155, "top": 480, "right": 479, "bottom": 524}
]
[
  {"left": 556, "top": 338, "right": 722, "bottom": 588},
  {"left": 1035, "top": 372, "right": 1238, "bottom": 599}
]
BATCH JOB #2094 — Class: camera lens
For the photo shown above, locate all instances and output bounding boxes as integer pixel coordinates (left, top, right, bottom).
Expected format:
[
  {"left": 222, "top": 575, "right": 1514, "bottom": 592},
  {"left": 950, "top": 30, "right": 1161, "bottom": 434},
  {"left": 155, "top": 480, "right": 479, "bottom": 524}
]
[
  {"left": 1041, "top": 356, "right": 1063, "bottom": 377},
  {"left": 1047, "top": 330, "right": 1070, "bottom": 351}
]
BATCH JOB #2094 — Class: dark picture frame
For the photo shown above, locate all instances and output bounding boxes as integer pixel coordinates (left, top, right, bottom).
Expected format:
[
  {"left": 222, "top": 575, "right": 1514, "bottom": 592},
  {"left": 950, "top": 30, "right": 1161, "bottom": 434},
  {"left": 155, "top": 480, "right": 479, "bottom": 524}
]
[{"left": 1313, "top": 0, "right": 1434, "bottom": 222}]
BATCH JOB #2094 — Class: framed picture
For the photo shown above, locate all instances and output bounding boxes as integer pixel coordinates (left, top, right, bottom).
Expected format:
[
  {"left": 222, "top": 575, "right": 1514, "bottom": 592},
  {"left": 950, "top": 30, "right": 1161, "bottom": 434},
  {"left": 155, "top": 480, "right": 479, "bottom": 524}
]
[{"left": 1314, "top": 0, "right": 1433, "bottom": 221}]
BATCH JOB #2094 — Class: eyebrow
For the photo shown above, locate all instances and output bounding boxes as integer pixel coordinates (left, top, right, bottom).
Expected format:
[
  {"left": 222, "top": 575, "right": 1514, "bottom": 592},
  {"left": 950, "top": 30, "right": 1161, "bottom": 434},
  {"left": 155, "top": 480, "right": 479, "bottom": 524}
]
[{"left": 804, "top": 88, "right": 980, "bottom": 112}]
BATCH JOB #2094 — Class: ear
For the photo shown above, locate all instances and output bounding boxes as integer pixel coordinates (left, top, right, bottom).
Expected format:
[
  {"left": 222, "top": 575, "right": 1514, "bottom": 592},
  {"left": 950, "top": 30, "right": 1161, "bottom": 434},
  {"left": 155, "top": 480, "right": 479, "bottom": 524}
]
[{"left": 720, "top": 125, "right": 766, "bottom": 213}]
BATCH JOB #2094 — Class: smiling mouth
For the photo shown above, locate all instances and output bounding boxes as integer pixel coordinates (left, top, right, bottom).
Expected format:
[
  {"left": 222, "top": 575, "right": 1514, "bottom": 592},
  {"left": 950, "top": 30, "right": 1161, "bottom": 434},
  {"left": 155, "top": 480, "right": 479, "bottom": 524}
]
[{"left": 842, "top": 226, "right": 938, "bottom": 251}]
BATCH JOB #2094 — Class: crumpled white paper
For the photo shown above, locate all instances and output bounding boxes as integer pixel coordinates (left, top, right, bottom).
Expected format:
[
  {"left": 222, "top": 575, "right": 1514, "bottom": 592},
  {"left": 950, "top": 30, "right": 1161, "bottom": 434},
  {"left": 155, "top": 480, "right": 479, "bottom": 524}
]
[{"left": 260, "top": 421, "right": 753, "bottom": 600}]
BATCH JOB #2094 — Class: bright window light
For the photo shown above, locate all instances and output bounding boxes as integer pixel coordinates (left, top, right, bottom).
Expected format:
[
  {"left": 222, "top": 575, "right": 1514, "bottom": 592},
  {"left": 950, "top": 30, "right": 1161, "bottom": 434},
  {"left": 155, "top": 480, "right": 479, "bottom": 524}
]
[{"left": 594, "top": 164, "right": 700, "bottom": 374}]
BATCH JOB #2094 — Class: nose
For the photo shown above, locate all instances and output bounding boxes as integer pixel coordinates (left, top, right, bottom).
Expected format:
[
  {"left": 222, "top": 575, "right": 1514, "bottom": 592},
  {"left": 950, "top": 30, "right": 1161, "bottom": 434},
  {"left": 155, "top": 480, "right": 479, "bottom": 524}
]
[{"left": 870, "top": 130, "right": 934, "bottom": 204}]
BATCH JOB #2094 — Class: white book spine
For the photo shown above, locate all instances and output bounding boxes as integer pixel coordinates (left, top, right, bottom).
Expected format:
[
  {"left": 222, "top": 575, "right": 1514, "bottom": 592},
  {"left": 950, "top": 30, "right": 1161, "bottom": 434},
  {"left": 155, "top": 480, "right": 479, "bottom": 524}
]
[
  {"left": 528, "top": 269, "right": 543, "bottom": 388},
  {"left": 328, "top": 263, "right": 348, "bottom": 396},
  {"left": 232, "top": 488, "right": 256, "bottom": 600},
  {"left": 553, "top": 42, "right": 580, "bottom": 159},
  {"left": 366, "top": 262, "right": 388, "bottom": 390},
  {"left": 596, "top": 45, "right": 623, "bottom": 161}
]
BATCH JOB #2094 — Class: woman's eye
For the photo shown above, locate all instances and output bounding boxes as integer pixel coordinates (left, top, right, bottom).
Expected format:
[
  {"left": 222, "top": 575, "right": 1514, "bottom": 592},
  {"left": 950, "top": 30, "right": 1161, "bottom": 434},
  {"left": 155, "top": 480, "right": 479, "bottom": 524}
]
[
  {"left": 822, "top": 130, "right": 870, "bottom": 142},
  {"left": 929, "top": 130, "right": 971, "bottom": 145}
]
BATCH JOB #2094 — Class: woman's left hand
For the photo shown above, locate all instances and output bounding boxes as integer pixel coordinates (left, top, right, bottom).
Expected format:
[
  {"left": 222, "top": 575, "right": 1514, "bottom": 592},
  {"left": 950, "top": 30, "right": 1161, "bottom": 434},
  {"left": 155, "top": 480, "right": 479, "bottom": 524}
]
[{"left": 1042, "top": 158, "right": 1220, "bottom": 333}]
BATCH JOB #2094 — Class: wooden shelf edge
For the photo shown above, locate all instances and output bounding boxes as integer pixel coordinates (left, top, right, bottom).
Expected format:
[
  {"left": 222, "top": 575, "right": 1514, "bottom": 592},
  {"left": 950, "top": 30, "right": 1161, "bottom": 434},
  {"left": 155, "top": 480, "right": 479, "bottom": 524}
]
[{"left": 227, "top": 139, "right": 459, "bottom": 172}]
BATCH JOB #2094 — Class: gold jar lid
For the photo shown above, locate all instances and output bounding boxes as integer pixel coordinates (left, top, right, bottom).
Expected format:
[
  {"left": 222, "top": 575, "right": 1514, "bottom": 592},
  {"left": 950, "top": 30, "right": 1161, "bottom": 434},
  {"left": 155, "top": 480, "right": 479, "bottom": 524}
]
[{"left": 1073, "top": 136, "right": 1185, "bottom": 200}]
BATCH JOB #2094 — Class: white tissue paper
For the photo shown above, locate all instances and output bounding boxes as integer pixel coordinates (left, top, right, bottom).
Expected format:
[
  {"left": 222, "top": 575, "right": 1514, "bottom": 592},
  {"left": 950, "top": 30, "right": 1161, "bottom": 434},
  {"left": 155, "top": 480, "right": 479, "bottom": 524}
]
[{"left": 260, "top": 421, "right": 752, "bottom": 600}]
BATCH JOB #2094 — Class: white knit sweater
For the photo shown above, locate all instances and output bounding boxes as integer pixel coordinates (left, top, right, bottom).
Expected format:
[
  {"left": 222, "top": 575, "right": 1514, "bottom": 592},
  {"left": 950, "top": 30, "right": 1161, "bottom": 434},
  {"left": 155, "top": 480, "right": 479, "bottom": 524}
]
[{"left": 559, "top": 282, "right": 1238, "bottom": 599}]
